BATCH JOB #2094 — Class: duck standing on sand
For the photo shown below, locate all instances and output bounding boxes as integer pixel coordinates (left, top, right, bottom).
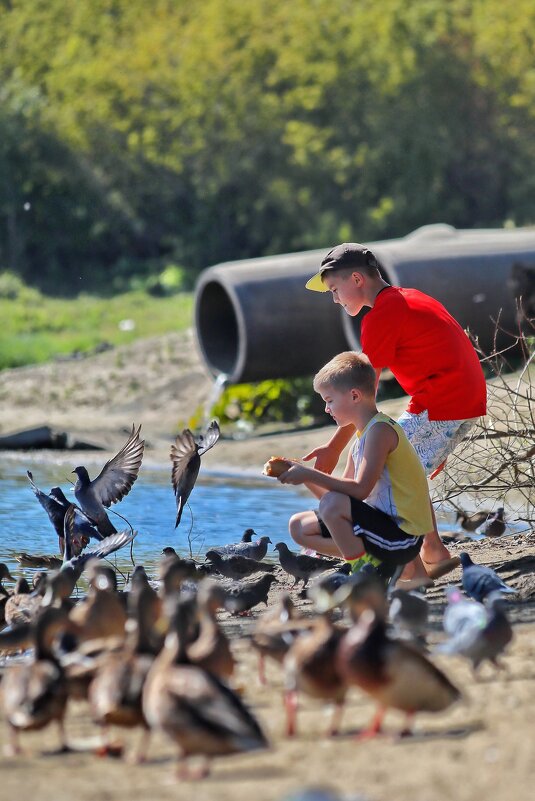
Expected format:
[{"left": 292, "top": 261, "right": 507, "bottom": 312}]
[
  {"left": 1, "top": 606, "right": 70, "bottom": 755},
  {"left": 142, "top": 598, "right": 268, "bottom": 779},
  {"left": 336, "top": 609, "right": 461, "bottom": 737}
]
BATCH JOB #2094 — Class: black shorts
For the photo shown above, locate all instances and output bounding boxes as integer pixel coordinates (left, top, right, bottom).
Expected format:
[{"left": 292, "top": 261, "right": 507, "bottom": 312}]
[{"left": 315, "top": 497, "right": 422, "bottom": 567}]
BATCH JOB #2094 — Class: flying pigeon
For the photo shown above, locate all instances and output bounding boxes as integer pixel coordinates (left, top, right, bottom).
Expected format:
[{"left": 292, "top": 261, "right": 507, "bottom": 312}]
[
  {"left": 73, "top": 424, "right": 144, "bottom": 536},
  {"left": 170, "top": 420, "right": 220, "bottom": 527},
  {"left": 459, "top": 552, "right": 516, "bottom": 602},
  {"left": 27, "top": 471, "right": 103, "bottom": 553}
]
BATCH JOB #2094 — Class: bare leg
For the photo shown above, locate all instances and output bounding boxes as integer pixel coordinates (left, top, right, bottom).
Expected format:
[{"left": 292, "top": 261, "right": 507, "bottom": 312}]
[
  {"left": 289, "top": 510, "right": 344, "bottom": 558},
  {"left": 317, "top": 493, "right": 366, "bottom": 560}
]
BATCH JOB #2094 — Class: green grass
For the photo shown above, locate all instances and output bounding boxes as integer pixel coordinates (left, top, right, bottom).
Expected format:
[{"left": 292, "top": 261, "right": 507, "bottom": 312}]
[{"left": 0, "top": 277, "right": 194, "bottom": 370}]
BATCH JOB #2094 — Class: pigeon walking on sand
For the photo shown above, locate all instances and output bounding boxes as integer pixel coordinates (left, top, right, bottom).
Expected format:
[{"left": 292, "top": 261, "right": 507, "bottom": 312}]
[
  {"left": 273, "top": 542, "right": 340, "bottom": 588},
  {"left": 224, "top": 574, "right": 279, "bottom": 615},
  {"left": 209, "top": 536, "right": 272, "bottom": 561},
  {"left": 459, "top": 552, "right": 516, "bottom": 603},
  {"left": 204, "top": 550, "right": 275, "bottom": 580},
  {"left": 73, "top": 424, "right": 144, "bottom": 537},
  {"left": 436, "top": 587, "right": 513, "bottom": 671},
  {"left": 170, "top": 420, "right": 220, "bottom": 527}
]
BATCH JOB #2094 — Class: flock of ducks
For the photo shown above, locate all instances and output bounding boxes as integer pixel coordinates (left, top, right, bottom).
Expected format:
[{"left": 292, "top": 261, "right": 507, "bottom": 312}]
[{"left": 0, "top": 423, "right": 520, "bottom": 780}]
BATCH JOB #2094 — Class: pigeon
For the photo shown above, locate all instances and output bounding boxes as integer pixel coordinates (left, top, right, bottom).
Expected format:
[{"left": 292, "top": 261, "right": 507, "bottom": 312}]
[
  {"left": 388, "top": 588, "right": 429, "bottom": 643},
  {"left": 459, "top": 552, "right": 516, "bottom": 602},
  {"left": 273, "top": 542, "right": 341, "bottom": 588},
  {"left": 27, "top": 471, "right": 103, "bottom": 552},
  {"left": 170, "top": 419, "right": 220, "bottom": 527},
  {"left": 478, "top": 507, "right": 506, "bottom": 538},
  {"left": 456, "top": 509, "right": 493, "bottom": 532},
  {"left": 337, "top": 610, "right": 461, "bottom": 736},
  {"left": 73, "top": 423, "right": 144, "bottom": 537},
  {"left": 204, "top": 550, "right": 275, "bottom": 580},
  {"left": 224, "top": 575, "right": 278, "bottom": 615},
  {"left": 306, "top": 564, "right": 352, "bottom": 608},
  {"left": 58, "top": 505, "right": 137, "bottom": 583},
  {"left": 209, "top": 536, "right": 272, "bottom": 560},
  {"left": 436, "top": 588, "right": 513, "bottom": 670}
]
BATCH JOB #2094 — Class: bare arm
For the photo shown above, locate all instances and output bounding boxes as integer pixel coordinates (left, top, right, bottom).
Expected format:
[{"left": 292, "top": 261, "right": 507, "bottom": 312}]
[
  {"left": 279, "top": 423, "right": 397, "bottom": 500},
  {"left": 302, "top": 423, "right": 355, "bottom": 474}
]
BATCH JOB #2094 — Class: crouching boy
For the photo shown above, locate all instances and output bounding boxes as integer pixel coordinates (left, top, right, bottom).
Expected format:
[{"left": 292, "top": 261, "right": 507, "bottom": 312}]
[{"left": 278, "top": 352, "right": 433, "bottom": 578}]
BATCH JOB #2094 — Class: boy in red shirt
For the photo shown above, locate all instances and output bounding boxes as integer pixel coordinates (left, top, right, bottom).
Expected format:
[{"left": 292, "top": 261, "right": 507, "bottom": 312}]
[{"left": 304, "top": 243, "right": 487, "bottom": 580}]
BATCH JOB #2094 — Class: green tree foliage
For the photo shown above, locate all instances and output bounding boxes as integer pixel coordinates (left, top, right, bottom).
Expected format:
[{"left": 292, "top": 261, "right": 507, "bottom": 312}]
[{"left": 0, "top": 0, "right": 533, "bottom": 293}]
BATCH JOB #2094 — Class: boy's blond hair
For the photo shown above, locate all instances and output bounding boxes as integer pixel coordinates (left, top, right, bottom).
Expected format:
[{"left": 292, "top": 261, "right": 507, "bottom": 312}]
[{"left": 313, "top": 351, "right": 376, "bottom": 396}]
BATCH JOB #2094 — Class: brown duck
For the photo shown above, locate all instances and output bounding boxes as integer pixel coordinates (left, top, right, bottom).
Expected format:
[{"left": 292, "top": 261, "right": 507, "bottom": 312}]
[
  {"left": 142, "top": 598, "right": 268, "bottom": 779},
  {"left": 251, "top": 593, "right": 313, "bottom": 685},
  {"left": 337, "top": 610, "right": 461, "bottom": 737},
  {"left": 187, "top": 582, "right": 235, "bottom": 681},
  {"left": 1, "top": 606, "right": 70, "bottom": 755},
  {"left": 283, "top": 611, "right": 347, "bottom": 737}
]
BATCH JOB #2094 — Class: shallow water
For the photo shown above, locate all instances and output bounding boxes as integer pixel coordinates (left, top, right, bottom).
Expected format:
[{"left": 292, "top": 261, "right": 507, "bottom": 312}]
[{"left": 0, "top": 456, "right": 514, "bottom": 580}]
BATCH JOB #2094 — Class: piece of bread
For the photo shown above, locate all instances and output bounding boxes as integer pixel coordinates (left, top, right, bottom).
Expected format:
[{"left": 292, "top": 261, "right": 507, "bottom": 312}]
[{"left": 263, "top": 456, "right": 293, "bottom": 477}]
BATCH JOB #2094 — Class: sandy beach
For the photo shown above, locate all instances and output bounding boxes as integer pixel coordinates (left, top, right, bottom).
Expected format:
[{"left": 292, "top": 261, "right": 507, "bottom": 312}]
[{"left": 0, "top": 330, "right": 534, "bottom": 801}]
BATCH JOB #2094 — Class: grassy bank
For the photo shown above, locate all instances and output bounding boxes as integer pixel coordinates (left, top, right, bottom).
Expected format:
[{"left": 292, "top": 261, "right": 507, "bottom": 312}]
[{"left": 0, "top": 275, "right": 193, "bottom": 370}]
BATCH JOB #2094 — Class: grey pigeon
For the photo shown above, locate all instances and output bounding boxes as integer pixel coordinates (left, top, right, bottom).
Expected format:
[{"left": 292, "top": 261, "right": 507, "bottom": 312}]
[
  {"left": 455, "top": 509, "right": 492, "bottom": 532},
  {"left": 459, "top": 552, "right": 516, "bottom": 602},
  {"left": 478, "top": 507, "right": 506, "bottom": 538},
  {"left": 306, "top": 564, "right": 352, "bottom": 608},
  {"left": 210, "top": 535, "right": 272, "bottom": 560},
  {"left": 224, "top": 574, "right": 278, "bottom": 615},
  {"left": 73, "top": 424, "right": 144, "bottom": 536},
  {"left": 27, "top": 471, "right": 103, "bottom": 552},
  {"left": 170, "top": 419, "right": 220, "bottom": 527},
  {"left": 273, "top": 542, "right": 340, "bottom": 588},
  {"left": 436, "top": 587, "right": 513, "bottom": 670},
  {"left": 388, "top": 588, "right": 429, "bottom": 643},
  {"left": 204, "top": 550, "right": 275, "bottom": 580}
]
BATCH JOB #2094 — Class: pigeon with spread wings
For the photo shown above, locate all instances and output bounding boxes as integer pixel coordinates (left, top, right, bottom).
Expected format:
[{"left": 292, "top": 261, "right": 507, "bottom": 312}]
[
  {"left": 170, "top": 420, "right": 220, "bottom": 527},
  {"left": 73, "top": 424, "right": 144, "bottom": 537}
]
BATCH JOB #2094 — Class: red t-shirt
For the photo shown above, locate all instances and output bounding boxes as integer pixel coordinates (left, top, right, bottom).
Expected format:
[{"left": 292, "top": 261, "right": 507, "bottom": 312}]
[{"left": 361, "top": 286, "right": 487, "bottom": 420}]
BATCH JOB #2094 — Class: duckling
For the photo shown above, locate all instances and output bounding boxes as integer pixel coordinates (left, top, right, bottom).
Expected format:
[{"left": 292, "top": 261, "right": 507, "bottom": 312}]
[
  {"left": 186, "top": 582, "right": 235, "bottom": 681},
  {"left": 142, "top": 598, "right": 268, "bottom": 779},
  {"left": 283, "top": 612, "right": 347, "bottom": 738},
  {"left": 1, "top": 606, "right": 70, "bottom": 755},
  {"left": 89, "top": 582, "right": 160, "bottom": 761},
  {"left": 336, "top": 610, "right": 461, "bottom": 737}
]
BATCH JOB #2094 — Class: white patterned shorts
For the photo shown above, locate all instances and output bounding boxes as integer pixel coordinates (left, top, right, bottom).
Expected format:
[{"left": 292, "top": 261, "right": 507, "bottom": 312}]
[{"left": 397, "top": 410, "right": 478, "bottom": 475}]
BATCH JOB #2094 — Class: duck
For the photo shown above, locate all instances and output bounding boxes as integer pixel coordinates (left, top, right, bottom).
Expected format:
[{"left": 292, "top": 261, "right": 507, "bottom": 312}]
[
  {"left": 283, "top": 611, "right": 347, "bottom": 737},
  {"left": 251, "top": 594, "right": 313, "bottom": 685},
  {"left": 4, "top": 574, "right": 47, "bottom": 628},
  {"left": 455, "top": 509, "right": 492, "bottom": 532},
  {"left": 88, "top": 580, "right": 160, "bottom": 761},
  {"left": 186, "top": 581, "right": 235, "bottom": 681},
  {"left": 68, "top": 562, "right": 127, "bottom": 644},
  {"left": 142, "top": 598, "right": 268, "bottom": 779},
  {"left": 1, "top": 606, "right": 70, "bottom": 755},
  {"left": 336, "top": 610, "right": 461, "bottom": 737}
]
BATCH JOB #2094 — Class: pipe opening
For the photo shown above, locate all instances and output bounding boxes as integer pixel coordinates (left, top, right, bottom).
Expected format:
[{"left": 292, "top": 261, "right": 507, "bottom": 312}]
[{"left": 196, "top": 280, "right": 240, "bottom": 377}]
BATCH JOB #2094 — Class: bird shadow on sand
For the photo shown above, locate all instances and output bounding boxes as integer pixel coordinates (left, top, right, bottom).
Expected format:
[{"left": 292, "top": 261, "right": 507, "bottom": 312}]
[{"left": 338, "top": 720, "right": 485, "bottom": 743}]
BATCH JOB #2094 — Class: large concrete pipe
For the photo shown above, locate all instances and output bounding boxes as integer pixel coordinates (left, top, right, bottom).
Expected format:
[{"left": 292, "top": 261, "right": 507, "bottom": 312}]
[
  {"left": 194, "top": 250, "right": 349, "bottom": 382},
  {"left": 342, "top": 225, "right": 535, "bottom": 353},
  {"left": 195, "top": 225, "right": 535, "bottom": 383}
]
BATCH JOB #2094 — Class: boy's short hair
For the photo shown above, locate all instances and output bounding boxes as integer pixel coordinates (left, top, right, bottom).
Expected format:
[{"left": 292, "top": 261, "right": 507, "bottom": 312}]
[
  {"left": 313, "top": 351, "right": 376, "bottom": 396},
  {"left": 305, "top": 243, "right": 381, "bottom": 291}
]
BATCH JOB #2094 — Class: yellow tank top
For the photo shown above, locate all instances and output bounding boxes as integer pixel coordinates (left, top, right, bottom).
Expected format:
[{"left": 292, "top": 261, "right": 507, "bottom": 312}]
[{"left": 351, "top": 412, "right": 433, "bottom": 536}]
